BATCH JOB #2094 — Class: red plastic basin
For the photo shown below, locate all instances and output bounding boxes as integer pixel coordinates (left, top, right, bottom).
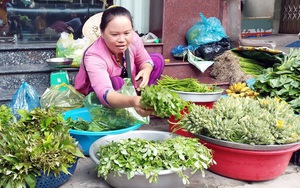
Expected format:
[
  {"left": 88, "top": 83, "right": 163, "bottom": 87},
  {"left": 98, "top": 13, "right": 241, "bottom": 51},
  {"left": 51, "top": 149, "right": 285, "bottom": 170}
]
[
  {"left": 169, "top": 102, "right": 214, "bottom": 137},
  {"left": 200, "top": 140, "right": 300, "bottom": 181}
]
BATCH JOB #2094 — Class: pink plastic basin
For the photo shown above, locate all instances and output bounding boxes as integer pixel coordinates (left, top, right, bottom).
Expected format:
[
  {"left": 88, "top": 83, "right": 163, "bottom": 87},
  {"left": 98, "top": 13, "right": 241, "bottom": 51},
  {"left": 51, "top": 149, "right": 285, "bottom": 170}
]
[{"left": 200, "top": 140, "right": 300, "bottom": 181}]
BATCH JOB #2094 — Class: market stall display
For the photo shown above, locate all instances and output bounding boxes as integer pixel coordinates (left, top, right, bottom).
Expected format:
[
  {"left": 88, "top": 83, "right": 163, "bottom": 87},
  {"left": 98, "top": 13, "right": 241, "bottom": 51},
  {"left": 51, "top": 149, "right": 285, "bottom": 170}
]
[{"left": 156, "top": 75, "right": 224, "bottom": 136}]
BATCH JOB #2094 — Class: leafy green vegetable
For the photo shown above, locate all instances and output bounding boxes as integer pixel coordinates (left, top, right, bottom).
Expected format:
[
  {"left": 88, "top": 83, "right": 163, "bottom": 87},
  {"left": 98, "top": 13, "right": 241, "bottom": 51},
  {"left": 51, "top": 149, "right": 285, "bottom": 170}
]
[
  {"left": 66, "top": 117, "right": 112, "bottom": 132},
  {"left": 0, "top": 104, "right": 14, "bottom": 128},
  {"left": 140, "top": 85, "right": 190, "bottom": 120},
  {"left": 254, "top": 48, "right": 300, "bottom": 114},
  {"left": 83, "top": 79, "right": 149, "bottom": 130},
  {"left": 96, "top": 136, "right": 215, "bottom": 185},
  {"left": 177, "top": 97, "right": 300, "bottom": 145},
  {"left": 0, "top": 107, "right": 84, "bottom": 188}
]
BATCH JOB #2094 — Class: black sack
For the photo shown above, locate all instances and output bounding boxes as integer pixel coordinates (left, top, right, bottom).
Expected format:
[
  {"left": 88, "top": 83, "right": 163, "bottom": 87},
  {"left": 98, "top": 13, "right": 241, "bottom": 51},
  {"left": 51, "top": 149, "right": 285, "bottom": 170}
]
[{"left": 194, "top": 37, "right": 231, "bottom": 60}]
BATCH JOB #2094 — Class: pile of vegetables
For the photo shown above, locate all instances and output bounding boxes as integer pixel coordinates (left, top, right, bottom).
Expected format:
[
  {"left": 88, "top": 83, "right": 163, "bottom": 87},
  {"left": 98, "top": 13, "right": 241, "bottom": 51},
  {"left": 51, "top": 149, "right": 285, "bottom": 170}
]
[
  {"left": 254, "top": 48, "right": 300, "bottom": 114},
  {"left": 81, "top": 79, "right": 149, "bottom": 131},
  {"left": 96, "top": 136, "right": 215, "bottom": 185},
  {"left": 140, "top": 84, "right": 190, "bottom": 120},
  {"left": 210, "top": 50, "right": 251, "bottom": 85},
  {"left": 157, "top": 75, "right": 220, "bottom": 92},
  {"left": 176, "top": 97, "right": 300, "bottom": 145},
  {"left": 0, "top": 105, "right": 84, "bottom": 188}
]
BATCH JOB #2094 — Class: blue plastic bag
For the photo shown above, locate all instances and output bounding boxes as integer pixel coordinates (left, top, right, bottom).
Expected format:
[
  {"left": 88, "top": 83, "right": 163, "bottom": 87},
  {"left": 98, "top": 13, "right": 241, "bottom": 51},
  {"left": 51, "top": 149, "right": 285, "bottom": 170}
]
[
  {"left": 186, "top": 13, "right": 227, "bottom": 46},
  {"left": 9, "top": 81, "right": 40, "bottom": 118},
  {"left": 171, "top": 45, "right": 194, "bottom": 59}
]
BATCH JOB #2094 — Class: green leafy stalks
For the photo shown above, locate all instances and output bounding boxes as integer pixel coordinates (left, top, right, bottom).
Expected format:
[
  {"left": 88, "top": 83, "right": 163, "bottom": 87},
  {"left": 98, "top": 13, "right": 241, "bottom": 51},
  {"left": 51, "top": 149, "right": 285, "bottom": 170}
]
[
  {"left": 96, "top": 136, "right": 215, "bottom": 185},
  {"left": 140, "top": 85, "right": 190, "bottom": 120},
  {"left": 0, "top": 107, "right": 84, "bottom": 188},
  {"left": 254, "top": 48, "right": 300, "bottom": 114},
  {"left": 157, "top": 75, "right": 220, "bottom": 92},
  {"left": 177, "top": 96, "right": 300, "bottom": 145},
  {"left": 0, "top": 104, "right": 14, "bottom": 129},
  {"left": 84, "top": 92, "right": 148, "bottom": 130}
]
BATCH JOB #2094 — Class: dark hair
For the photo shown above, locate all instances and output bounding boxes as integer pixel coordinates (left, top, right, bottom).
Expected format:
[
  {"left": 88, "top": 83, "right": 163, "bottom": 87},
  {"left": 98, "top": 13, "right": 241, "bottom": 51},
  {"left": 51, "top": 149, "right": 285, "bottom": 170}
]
[{"left": 100, "top": 6, "right": 133, "bottom": 32}]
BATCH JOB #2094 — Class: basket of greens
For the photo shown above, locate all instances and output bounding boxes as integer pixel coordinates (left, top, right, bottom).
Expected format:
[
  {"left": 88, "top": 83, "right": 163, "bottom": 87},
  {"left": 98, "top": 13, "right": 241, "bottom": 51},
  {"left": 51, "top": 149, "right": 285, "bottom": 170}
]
[
  {"left": 89, "top": 130, "right": 215, "bottom": 188},
  {"left": 0, "top": 105, "right": 84, "bottom": 188}
]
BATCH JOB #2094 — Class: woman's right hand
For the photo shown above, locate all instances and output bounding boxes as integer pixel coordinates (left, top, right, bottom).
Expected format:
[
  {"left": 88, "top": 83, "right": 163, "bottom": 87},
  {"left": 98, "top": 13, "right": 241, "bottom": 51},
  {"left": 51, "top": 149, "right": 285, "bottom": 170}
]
[{"left": 133, "top": 96, "right": 154, "bottom": 117}]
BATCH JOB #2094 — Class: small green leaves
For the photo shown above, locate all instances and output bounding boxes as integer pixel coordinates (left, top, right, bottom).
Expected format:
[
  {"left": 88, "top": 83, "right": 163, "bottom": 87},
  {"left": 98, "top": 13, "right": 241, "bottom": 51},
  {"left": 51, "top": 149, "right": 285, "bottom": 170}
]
[
  {"left": 96, "top": 136, "right": 214, "bottom": 185},
  {"left": 0, "top": 106, "right": 84, "bottom": 188},
  {"left": 140, "top": 85, "right": 189, "bottom": 119}
]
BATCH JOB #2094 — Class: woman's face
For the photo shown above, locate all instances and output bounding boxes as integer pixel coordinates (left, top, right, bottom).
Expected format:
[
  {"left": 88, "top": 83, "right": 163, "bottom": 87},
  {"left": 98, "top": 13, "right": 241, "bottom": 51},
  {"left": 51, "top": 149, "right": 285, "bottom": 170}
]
[{"left": 101, "top": 15, "right": 133, "bottom": 54}]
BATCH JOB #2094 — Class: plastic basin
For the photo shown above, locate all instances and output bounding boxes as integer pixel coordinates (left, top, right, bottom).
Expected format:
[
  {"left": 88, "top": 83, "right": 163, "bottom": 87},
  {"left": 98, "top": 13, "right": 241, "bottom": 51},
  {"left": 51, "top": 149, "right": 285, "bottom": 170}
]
[
  {"left": 169, "top": 102, "right": 214, "bottom": 137},
  {"left": 200, "top": 140, "right": 300, "bottom": 181},
  {"left": 89, "top": 130, "right": 192, "bottom": 188},
  {"left": 63, "top": 108, "right": 142, "bottom": 156}
]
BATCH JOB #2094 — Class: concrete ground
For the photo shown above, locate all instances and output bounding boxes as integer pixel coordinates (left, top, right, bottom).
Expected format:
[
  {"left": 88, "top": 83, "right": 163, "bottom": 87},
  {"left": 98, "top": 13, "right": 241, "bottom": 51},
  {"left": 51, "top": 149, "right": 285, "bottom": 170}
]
[
  {"left": 240, "top": 33, "right": 299, "bottom": 53},
  {"left": 61, "top": 34, "right": 300, "bottom": 188}
]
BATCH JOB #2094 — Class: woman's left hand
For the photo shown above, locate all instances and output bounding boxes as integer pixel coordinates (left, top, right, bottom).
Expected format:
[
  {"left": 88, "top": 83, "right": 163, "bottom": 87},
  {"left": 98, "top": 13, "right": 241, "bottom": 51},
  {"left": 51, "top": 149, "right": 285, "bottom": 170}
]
[{"left": 135, "top": 65, "right": 152, "bottom": 89}]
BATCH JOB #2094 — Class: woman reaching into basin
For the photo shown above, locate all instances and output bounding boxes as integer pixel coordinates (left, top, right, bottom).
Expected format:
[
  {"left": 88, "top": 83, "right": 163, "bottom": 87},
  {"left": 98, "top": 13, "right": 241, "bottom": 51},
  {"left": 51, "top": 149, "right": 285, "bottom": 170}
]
[{"left": 74, "top": 6, "right": 164, "bottom": 117}]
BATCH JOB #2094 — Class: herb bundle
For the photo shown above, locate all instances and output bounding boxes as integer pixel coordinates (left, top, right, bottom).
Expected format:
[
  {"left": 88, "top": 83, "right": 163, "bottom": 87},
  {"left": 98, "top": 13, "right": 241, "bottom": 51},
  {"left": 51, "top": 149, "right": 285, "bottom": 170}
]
[
  {"left": 96, "top": 136, "right": 215, "bottom": 185},
  {"left": 0, "top": 106, "right": 84, "bottom": 188},
  {"left": 177, "top": 97, "right": 300, "bottom": 145},
  {"left": 140, "top": 84, "right": 190, "bottom": 120}
]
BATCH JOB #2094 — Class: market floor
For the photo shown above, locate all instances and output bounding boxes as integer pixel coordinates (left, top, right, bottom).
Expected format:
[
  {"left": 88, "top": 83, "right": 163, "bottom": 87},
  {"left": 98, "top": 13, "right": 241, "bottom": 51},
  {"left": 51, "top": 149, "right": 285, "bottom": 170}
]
[{"left": 60, "top": 117, "right": 300, "bottom": 188}]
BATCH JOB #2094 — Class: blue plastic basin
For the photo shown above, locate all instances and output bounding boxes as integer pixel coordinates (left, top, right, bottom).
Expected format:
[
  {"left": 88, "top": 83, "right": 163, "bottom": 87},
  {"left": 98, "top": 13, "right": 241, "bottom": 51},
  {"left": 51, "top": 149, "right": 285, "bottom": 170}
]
[{"left": 63, "top": 108, "right": 142, "bottom": 156}]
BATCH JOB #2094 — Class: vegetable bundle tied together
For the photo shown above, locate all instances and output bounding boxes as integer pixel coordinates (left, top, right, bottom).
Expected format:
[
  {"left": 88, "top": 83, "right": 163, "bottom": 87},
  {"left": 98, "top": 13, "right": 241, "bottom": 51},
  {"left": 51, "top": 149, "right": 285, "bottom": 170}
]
[
  {"left": 96, "top": 136, "right": 215, "bottom": 185},
  {"left": 178, "top": 97, "right": 300, "bottom": 145}
]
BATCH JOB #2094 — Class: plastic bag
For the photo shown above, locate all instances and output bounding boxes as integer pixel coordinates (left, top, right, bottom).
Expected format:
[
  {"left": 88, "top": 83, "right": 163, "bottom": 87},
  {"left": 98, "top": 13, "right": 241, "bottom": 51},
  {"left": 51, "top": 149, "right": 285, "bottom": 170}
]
[
  {"left": 40, "top": 83, "right": 85, "bottom": 113},
  {"left": 171, "top": 45, "right": 194, "bottom": 60},
  {"left": 9, "top": 81, "right": 40, "bottom": 119},
  {"left": 194, "top": 37, "right": 231, "bottom": 60},
  {"left": 83, "top": 78, "right": 150, "bottom": 130},
  {"left": 186, "top": 13, "right": 227, "bottom": 46},
  {"left": 56, "top": 32, "right": 91, "bottom": 67},
  {"left": 187, "top": 50, "right": 214, "bottom": 73}
]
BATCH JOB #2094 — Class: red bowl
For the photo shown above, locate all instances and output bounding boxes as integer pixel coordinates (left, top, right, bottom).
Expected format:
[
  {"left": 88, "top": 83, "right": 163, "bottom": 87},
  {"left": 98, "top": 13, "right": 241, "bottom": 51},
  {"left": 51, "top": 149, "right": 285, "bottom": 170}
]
[
  {"left": 200, "top": 140, "right": 300, "bottom": 181},
  {"left": 169, "top": 102, "right": 214, "bottom": 137}
]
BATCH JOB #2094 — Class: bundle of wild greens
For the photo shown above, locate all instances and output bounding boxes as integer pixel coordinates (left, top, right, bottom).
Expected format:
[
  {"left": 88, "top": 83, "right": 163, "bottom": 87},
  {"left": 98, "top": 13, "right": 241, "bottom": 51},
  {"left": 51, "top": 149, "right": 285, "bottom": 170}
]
[
  {"left": 254, "top": 48, "right": 300, "bottom": 114},
  {"left": 140, "top": 84, "right": 190, "bottom": 120},
  {"left": 177, "top": 96, "right": 300, "bottom": 145},
  {"left": 0, "top": 104, "right": 14, "bottom": 127},
  {"left": 96, "top": 136, "right": 215, "bottom": 185},
  {"left": 0, "top": 106, "right": 84, "bottom": 188},
  {"left": 83, "top": 92, "right": 149, "bottom": 131},
  {"left": 157, "top": 75, "right": 220, "bottom": 92},
  {"left": 83, "top": 78, "right": 149, "bottom": 131},
  {"left": 65, "top": 117, "right": 108, "bottom": 132}
]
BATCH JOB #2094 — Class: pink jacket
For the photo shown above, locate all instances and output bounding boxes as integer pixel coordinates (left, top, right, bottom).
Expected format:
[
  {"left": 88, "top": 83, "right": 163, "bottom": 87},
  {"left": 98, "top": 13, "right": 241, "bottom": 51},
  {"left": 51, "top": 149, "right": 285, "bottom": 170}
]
[{"left": 83, "top": 32, "right": 152, "bottom": 106}]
